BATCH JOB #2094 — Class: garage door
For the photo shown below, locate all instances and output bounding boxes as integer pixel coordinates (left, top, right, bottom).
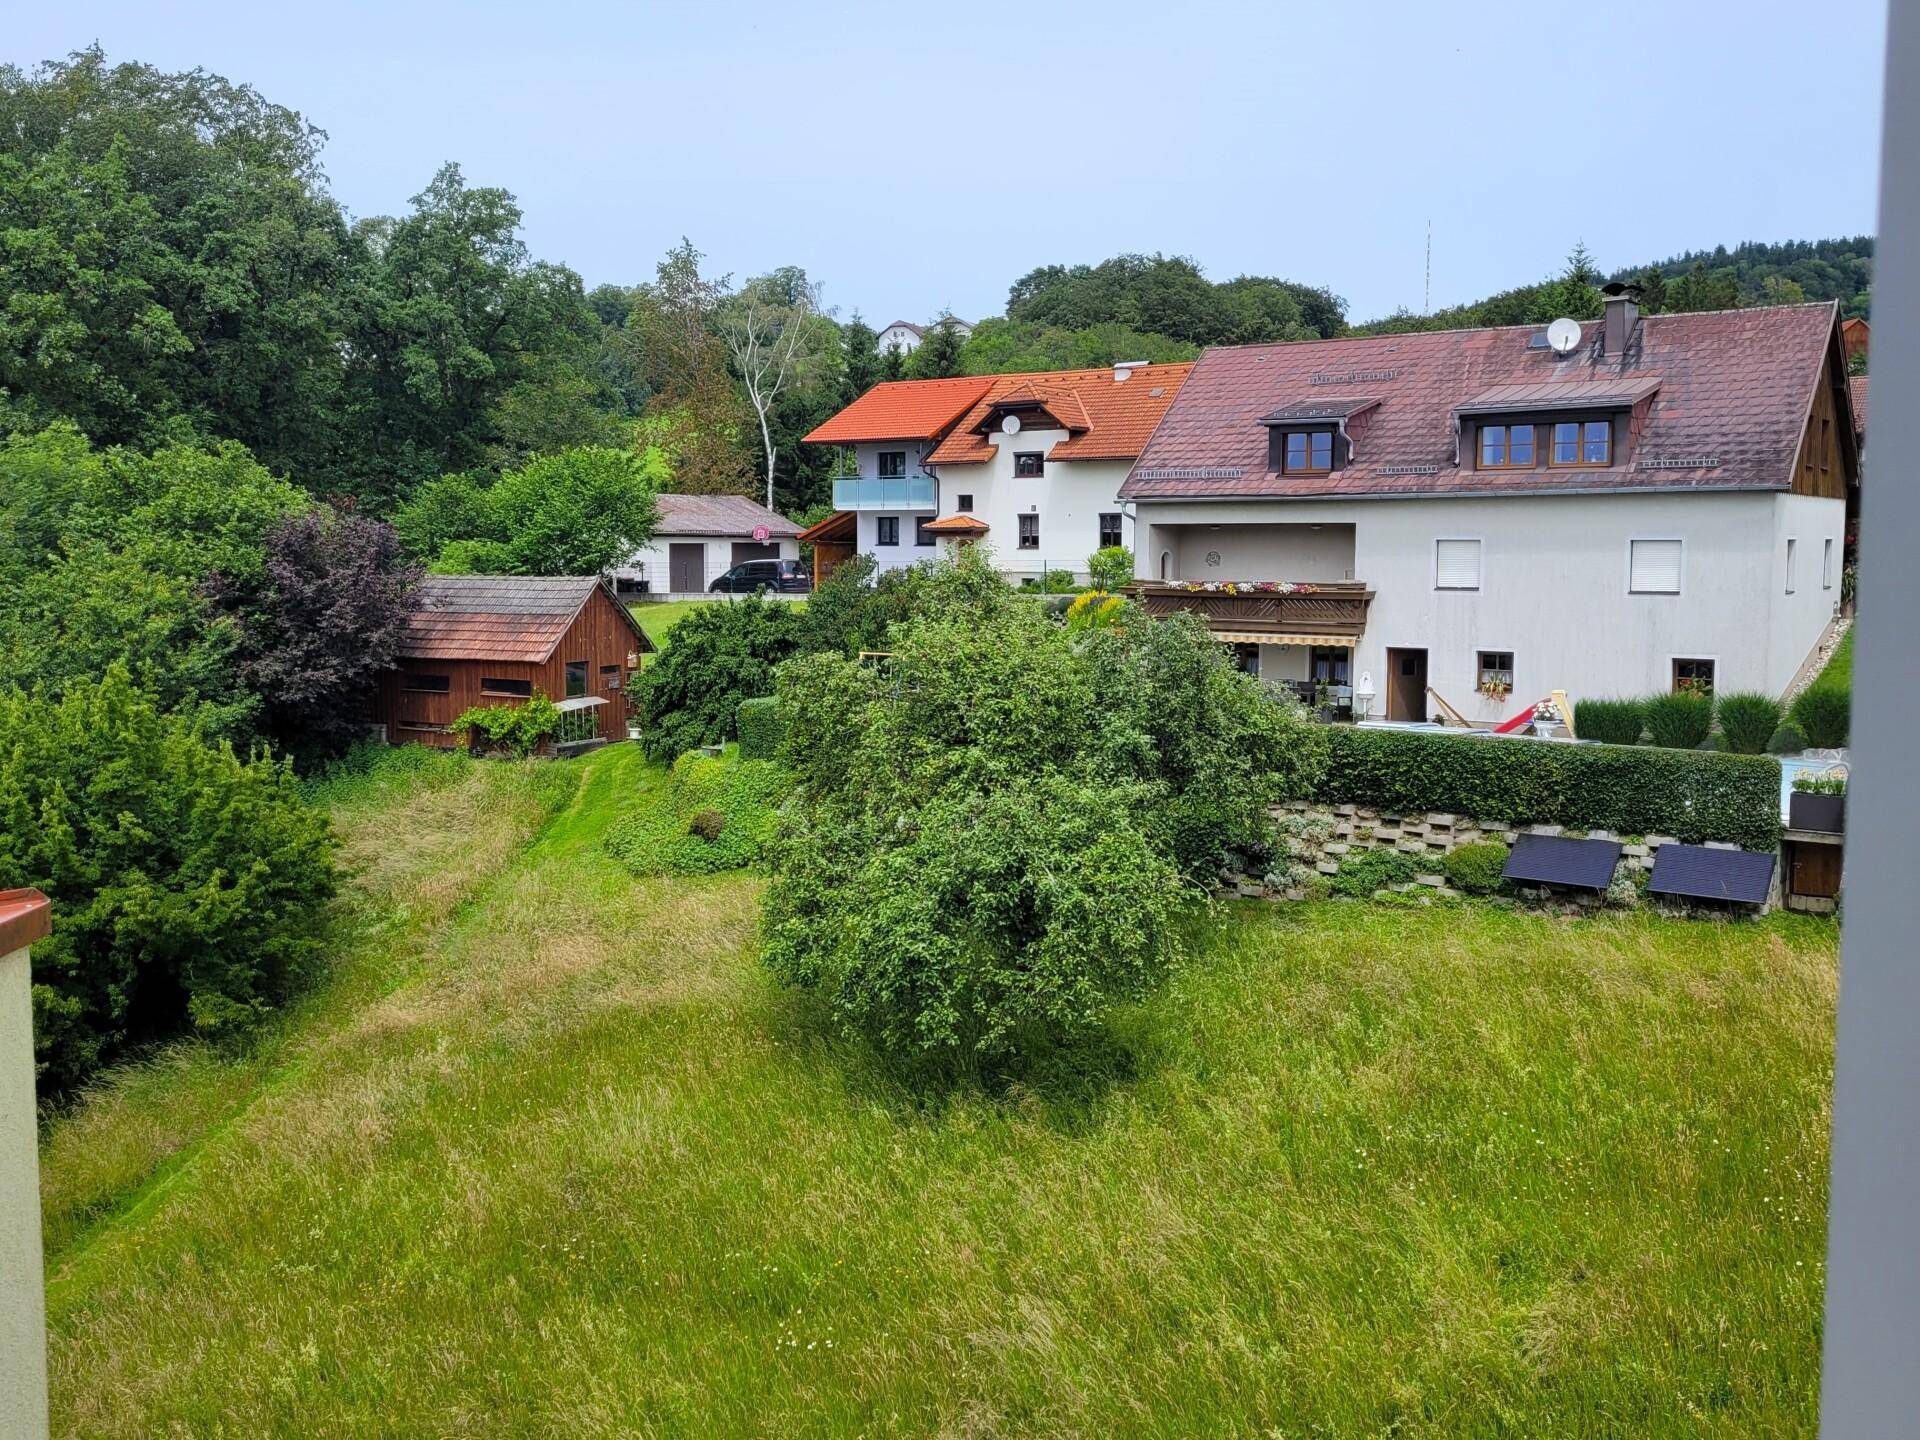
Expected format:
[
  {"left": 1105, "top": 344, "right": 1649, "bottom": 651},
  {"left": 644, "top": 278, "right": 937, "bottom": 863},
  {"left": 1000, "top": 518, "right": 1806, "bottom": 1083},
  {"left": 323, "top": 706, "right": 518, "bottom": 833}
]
[{"left": 730, "top": 541, "right": 779, "bottom": 565}]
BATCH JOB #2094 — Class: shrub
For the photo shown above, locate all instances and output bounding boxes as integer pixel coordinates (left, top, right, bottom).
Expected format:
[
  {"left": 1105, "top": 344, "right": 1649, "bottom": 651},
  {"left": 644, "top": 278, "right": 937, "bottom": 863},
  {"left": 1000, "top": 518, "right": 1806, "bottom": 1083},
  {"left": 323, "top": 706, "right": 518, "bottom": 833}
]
[
  {"left": 604, "top": 751, "right": 790, "bottom": 876},
  {"left": 1316, "top": 726, "right": 1780, "bottom": 851},
  {"left": 1442, "top": 841, "right": 1510, "bottom": 895},
  {"left": 1767, "top": 721, "right": 1809, "bottom": 755},
  {"left": 736, "top": 696, "right": 786, "bottom": 761},
  {"left": 1789, "top": 684, "right": 1851, "bottom": 748},
  {"left": 1327, "top": 848, "right": 1419, "bottom": 898},
  {"left": 1643, "top": 690, "right": 1715, "bottom": 749},
  {"left": 1021, "top": 568, "right": 1079, "bottom": 593},
  {"left": 1715, "top": 691, "right": 1782, "bottom": 755},
  {"left": 1, "top": 668, "right": 338, "bottom": 1091},
  {"left": 1087, "top": 545, "right": 1134, "bottom": 593},
  {"left": 1573, "top": 697, "right": 1645, "bottom": 746},
  {"left": 453, "top": 691, "right": 561, "bottom": 758},
  {"left": 638, "top": 595, "right": 804, "bottom": 759}
]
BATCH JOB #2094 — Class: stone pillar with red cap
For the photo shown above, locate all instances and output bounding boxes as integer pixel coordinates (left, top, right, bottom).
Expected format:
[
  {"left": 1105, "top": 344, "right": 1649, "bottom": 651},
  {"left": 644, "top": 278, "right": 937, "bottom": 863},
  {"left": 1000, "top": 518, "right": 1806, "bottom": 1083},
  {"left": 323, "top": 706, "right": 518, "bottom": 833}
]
[{"left": 1, "top": 888, "right": 51, "bottom": 1439}]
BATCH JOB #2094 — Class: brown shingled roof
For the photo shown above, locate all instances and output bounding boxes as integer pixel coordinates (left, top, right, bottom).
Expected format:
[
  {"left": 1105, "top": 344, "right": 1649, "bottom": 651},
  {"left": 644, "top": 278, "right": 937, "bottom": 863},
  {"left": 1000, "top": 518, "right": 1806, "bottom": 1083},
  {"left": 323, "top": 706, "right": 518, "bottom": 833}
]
[
  {"left": 653, "top": 493, "right": 802, "bottom": 537},
  {"left": 926, "top": 362, "right": 1193, "bottom": 466},
  {"left": 398, "top": 576, "right": 653, "bottom": 663},
  {"left": 1122, "top": 305, "right": 1841, "bottom": 501}
]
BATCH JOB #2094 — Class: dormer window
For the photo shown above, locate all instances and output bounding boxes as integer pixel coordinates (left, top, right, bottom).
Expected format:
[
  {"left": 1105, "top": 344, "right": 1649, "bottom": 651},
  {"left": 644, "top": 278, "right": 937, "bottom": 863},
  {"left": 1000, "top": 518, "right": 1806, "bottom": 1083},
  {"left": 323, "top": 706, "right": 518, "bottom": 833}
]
[
  {"left": 1479, "top": 423, "right": 1536, "bottom": 468},
  {"left": 1552, "top": 420, "right": 1612, "bottom": 467},
  {"left": 1282, "top": 430, "right": 1334, "bottom": 475}
]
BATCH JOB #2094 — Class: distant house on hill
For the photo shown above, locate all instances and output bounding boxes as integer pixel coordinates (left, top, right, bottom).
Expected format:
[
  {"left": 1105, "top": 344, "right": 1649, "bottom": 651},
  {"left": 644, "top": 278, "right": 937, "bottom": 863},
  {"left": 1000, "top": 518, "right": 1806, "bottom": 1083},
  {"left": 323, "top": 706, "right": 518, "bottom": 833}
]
[
  {"left": 373, "top": 575, "right": 654, "bottom": 751},
  {"left": 613, "top": 493, "right": 802, "bottom": 596},
  {"left": 877, "top": 317, "right": 975, "bottom": 356}
]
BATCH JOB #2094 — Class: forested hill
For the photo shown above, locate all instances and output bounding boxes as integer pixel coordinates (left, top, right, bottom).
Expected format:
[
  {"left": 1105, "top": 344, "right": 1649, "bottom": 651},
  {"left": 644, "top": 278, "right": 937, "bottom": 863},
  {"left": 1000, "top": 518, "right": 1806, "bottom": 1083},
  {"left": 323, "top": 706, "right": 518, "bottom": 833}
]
[{"left": 1354, "top": 237, "right": 1873, "bottom": 336}]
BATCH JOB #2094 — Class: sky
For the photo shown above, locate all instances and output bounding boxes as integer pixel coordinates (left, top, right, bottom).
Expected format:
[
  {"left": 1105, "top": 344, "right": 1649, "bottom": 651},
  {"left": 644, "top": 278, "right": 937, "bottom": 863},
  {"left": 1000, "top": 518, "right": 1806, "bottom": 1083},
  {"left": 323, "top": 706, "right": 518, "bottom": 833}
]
[{"left": 9, "top": 1, "right": 1890, "bottom": 327}]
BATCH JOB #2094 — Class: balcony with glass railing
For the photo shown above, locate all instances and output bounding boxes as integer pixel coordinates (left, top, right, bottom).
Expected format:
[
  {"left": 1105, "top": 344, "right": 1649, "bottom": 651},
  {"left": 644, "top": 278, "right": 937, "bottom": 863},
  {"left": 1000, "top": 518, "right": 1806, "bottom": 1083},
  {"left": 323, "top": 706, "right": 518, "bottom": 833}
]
[{"left": 831, "top": 473, "right": 937, "bottom": 510}]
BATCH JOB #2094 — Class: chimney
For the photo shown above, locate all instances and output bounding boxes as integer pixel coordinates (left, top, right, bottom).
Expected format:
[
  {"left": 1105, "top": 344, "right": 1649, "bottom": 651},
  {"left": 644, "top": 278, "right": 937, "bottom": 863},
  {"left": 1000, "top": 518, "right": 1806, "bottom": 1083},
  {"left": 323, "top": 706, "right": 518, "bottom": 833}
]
[
  {"left": 1113, "top": 360, "right": 1146, "bottom": 383},
  {"left": 1602, "top": 283, "right": 1640, "bottom": 357}
]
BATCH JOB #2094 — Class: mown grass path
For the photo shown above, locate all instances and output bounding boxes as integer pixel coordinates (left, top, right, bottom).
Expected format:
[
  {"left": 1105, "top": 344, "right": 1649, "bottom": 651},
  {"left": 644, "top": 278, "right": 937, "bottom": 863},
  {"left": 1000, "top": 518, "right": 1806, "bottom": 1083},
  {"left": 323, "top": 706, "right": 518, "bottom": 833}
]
[{"left": 41, "top": 745, "right": 1837, "bottom": 1438}]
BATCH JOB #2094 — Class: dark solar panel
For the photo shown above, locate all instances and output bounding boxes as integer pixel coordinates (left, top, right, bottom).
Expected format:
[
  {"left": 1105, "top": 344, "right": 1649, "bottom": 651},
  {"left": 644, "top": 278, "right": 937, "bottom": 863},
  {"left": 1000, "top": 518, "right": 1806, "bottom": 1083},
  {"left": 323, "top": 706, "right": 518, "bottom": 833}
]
[
  {"left": 1503, "top": 833, "right": 1623, "bottom": 890},
  {"left": 1648, "top": 844, "right": 1776, "bottom": 904}
]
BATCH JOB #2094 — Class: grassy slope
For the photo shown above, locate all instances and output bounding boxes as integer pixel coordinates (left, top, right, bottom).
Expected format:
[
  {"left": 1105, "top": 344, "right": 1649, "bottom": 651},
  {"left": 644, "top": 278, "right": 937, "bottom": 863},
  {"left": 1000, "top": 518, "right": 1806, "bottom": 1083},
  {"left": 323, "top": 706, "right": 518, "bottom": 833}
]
[
  {"left": 41, "top": 747, "right": 1837, "bottom": 1438},
  {"left": 1812, "top": 626, "right": 1854, "bottom": 691},
  {"left": 628, "top": 599, "right": 706, "bottom": 647}
]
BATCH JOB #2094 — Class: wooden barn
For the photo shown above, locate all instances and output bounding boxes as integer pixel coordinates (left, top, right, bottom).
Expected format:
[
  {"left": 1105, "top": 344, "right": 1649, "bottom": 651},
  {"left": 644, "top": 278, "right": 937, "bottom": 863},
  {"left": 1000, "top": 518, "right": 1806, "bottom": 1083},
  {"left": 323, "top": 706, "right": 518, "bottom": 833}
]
[{"left": 373, "top": 576, "right": 655, "bottom": 751}]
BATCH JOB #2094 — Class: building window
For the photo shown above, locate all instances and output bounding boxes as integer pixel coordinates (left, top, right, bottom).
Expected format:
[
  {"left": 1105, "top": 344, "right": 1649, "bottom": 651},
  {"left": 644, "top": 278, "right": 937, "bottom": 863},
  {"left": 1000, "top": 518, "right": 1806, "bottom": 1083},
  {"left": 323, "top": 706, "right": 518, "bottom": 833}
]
[
  {"left": 1478, "top": 423, "right": 1536, "bottom": 469},
  {"left": 1823, "top": 537, "right": 1835, "bottom": 589},
  {"left": 1434, "top": 538, "right": 1482, "bottom": 590},
  {"left": 1673, "top": 657, "right": 1716, "bottom": 693},
  {"left": 1786, "top": 537, "right": 1798, "bottom": 594},
  {"left": 1098, "top": 513, "right": 1123, "bottom": 550},
  {"left": 1014, "top": 452, "right": 1045, "bottom": 478},
  {"left": 600, "top": 663, "right": 621, "bottom": 692},
  {"left": 564, "top": 661, "right": 588, "bottom": 698},
  {"left": 875, "top": 516, "right": 899, "bottom": 546},
  {"left": 403, "top": 673, "right": 451, "bottom": 693},
  {"left": 956, "top": 493, "right": 974, "bottom": 512},
  {"left": 1018, "top": 513, "right": 1040, "bottom": 549},
  {"left": 914, "top": 517, "right": 935, "bottom": 546},
  {"left": 481, "top": 677, "right": 533, "bottom": 697},
  {"left": 1629, "top": 538, "right": 1682, "bottom": 594},
  {"left": 1477, "top": 650, "right": 1515, "bottom": 699},
  {"left": 1310, "top": 646, "right": 1350, "bottom": 684},
  {"left": 1551, "top": 419, "right": 1612, "bottom": 467},
  {"left": 877, "top": 451, "right": 906, "bottom": 479},
  {"left": 1283, "top": 430, "right": 1334, "bottom": 474}
]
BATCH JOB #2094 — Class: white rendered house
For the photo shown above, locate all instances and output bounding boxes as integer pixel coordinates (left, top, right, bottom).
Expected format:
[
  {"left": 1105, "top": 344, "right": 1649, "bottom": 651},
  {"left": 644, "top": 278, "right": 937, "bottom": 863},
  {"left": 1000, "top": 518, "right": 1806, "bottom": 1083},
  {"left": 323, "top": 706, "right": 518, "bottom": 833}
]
[
  {"left": 612, "top": 493, "right": 801, "bottom": 596},
  {"left": 1122, "top": 295, "right": 1858, "bottom": 723}
]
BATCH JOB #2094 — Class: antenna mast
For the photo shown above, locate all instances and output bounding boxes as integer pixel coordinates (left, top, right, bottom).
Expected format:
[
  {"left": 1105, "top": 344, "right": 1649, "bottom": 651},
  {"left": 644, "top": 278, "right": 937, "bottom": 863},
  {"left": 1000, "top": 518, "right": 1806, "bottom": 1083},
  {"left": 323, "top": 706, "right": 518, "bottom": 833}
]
[{"left": 1424, "top": 219, "right": 1432, "bottom": 315}]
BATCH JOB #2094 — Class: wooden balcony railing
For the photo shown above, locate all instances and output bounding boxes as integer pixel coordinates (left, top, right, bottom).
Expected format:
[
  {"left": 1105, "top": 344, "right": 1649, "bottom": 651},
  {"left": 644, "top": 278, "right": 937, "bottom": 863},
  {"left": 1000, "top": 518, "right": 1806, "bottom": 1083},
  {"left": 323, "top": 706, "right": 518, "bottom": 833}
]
[{"left": 1128, "top": 580, "right": 1374, "bottom": 638}]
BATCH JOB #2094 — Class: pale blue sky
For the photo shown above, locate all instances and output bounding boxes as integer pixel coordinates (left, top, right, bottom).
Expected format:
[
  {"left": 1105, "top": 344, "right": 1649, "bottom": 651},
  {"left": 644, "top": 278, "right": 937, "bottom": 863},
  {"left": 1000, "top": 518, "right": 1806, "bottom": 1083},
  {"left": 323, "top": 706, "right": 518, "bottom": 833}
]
[{"left": 10, "top": 1, "right": 1890, "bottom": 326}]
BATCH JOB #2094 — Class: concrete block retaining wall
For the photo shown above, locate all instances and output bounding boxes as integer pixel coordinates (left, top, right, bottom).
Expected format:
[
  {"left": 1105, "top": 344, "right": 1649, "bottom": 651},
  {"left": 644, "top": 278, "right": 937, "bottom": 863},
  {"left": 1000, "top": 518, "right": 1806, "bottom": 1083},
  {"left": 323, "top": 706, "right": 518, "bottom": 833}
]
[{"left": 1227, "top": 800, "right": 1764, "bottom": 910}]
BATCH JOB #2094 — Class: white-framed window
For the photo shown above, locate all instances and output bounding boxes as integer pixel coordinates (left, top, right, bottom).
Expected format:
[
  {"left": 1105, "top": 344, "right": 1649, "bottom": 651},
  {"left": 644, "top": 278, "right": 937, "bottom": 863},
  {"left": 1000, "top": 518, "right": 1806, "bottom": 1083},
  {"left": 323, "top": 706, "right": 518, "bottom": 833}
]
[
  {"left": 1434, "top": 538, "right": 1482, "bottom": 591},
  {"left": 1629, "top": 538, "right": 1683, "bottom": 594},
  {"left": 1786, "top": 537, "right": 1798, "bottom": 594},
  {"left": 1824, "top": 537, "right": 1835, "bottom": 590}
]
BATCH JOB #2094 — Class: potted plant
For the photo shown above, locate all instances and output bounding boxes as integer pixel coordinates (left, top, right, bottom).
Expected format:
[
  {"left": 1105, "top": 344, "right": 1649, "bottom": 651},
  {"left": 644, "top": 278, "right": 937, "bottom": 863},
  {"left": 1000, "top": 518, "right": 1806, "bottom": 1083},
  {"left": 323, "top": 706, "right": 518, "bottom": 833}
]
[
  {"left": 1790, "top": 768, "right": 1847, "bottom": 832},
  {"left": 1314, "top": 680, "right": 1337, "bottom": 723}
]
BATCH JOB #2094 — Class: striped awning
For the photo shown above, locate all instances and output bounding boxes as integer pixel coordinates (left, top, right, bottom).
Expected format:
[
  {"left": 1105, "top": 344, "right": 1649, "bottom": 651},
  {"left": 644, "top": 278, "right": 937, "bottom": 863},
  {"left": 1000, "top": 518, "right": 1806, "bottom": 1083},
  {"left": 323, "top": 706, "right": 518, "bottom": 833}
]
[{"left": 1210, "top": 631, "right": 1357, "bottom": 647}]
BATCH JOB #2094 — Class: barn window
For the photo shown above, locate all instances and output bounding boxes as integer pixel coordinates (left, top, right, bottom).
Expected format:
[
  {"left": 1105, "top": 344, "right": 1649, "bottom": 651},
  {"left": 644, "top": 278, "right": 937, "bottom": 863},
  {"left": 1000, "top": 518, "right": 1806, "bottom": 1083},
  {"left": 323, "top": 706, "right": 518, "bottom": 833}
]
[
  {"left": 403, "top": 673, "right": 451, "bottom": 693},
  {"left": 565, "top": 661, "right": 589, "bottom": 698},
  {"left": 600, "top": 664, "right": 621, "bottom": 692},
  {"left": 481, "top": 677, "right": 533, "bottom": 697}
]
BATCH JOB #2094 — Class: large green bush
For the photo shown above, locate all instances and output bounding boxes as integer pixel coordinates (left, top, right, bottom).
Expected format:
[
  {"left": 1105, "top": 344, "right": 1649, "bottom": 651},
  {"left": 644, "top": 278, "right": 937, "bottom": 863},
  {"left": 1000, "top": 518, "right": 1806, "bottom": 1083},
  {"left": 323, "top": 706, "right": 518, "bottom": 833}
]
[
  {"left": 1, "top": 668, "right": 338, "bottom": 1090},
  {"left": 1573, "top": 697, "right": 1645, "bottom": 746},
  {"left": 1316, "top": 727, "right": 1780, "bottom": 851},
  {"left": 638, "top": 596, "right": 805, "bottom": 759},
  {"left": 1643, "top": 690, "right": 1715, "bottom": 749},
  {"left": 1328, "top": 848, "right": 1419, "bottom": 898},
  {"left": 761, "top": 552, "right": 1326, "bottom": 1065},
  {"left": 1767, "top": 721, "right": 1810, "bottom": 755},
  {"left": 1087, "top": 546, "right": 1134, "bottom": 593},
  {"left": 1789, "top": 684, "right": 1851, "bottom": 748},
  {"left": 1715, "top": 692, "right": 1782, "bottom": 754},
  {"left": 736, "top": 697, "right": 786, "bottom": 761}
]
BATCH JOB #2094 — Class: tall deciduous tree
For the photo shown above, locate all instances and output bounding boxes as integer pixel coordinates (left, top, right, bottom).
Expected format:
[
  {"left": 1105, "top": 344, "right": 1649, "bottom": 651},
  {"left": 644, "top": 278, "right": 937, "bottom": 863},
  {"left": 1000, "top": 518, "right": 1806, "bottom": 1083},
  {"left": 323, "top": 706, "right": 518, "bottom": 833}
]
[
  {"left": 626, "top": 240, "right": 755, "bottom": 495},
  {"left": 720, "top": 268, "right": 835, "bottom": 509}
]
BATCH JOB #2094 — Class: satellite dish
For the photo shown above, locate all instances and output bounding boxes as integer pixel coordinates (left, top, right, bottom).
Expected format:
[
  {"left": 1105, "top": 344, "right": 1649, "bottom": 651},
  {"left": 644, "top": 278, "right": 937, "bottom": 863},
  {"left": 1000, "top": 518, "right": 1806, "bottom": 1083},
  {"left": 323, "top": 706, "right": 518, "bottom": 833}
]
[
  {"left": 1546, "top": 317, "right": 1583, "bottom": 355},
  {"left": 1001, "top": 413, "right": 1021, "bottom": 434}
]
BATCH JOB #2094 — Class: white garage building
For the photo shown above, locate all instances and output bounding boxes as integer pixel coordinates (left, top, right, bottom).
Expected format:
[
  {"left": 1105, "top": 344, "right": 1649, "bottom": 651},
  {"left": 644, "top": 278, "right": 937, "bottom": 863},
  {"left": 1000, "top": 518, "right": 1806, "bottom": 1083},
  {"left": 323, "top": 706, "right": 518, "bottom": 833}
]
[{"left": 614, "top": 493, "right": 802, "bottom": 598}]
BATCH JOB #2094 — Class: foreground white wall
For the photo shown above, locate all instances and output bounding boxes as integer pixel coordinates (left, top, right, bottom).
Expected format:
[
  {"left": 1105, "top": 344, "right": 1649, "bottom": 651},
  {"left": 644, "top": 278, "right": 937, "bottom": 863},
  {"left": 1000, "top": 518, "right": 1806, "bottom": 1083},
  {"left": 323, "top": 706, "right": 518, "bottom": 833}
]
[
  {"left": 616, "top": 534, "right": 800, "bottom": 592},
  {"left": 1137, "top": 490, "right": 1844, "bottom": 724},
  {"left": 1, "top": 893, "right": 51, "bottom": 1439}
]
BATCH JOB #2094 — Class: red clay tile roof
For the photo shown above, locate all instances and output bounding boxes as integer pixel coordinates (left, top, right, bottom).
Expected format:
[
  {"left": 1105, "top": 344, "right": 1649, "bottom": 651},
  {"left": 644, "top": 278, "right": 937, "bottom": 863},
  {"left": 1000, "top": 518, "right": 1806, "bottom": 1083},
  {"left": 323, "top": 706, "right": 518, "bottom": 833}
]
[
  {"left": 1849, "top": 375, "right": 1868, "bottom": 440},
  {"left": 0, "top": 887, "right": 51, "bottom": 955},
  {"left": 925, "top": 362, "right": 1194, "bottom": 466},
  {"left": 1122, "top": 305, "right": 1841, "bottom": 501},
  {"left": 398, "top": 576, "right": 653, "bottom": 663},
  {"left": 803, "top": 375, "right": 995, "bottom": 444},
  {"left": 922, "top": 513, "right": 990, "bottom": 534},
  {"left": 652, "top": 493, "right": 802, "bottom": 537}
]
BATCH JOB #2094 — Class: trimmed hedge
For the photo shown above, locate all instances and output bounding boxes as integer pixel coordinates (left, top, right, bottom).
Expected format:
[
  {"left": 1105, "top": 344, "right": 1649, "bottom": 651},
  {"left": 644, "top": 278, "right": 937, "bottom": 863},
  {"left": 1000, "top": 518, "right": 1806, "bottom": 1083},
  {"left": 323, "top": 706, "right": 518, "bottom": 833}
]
[
  {"left": 1442, "top": 840, "right": 1510, "bottom": 895},
  {"left": 1316, "top": 727, "right": 1780, "bottom": 851},
  {"left": 736, "top": 696, "right": 786, "bottom": 761}
]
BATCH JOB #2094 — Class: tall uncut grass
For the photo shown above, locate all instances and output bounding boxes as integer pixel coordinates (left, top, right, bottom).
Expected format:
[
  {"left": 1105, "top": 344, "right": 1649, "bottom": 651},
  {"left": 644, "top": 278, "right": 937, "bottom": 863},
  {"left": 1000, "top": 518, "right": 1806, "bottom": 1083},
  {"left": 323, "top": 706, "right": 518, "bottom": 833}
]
[{"left": 41, "top": 745, "right": 1837, "bottom": 1438}]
